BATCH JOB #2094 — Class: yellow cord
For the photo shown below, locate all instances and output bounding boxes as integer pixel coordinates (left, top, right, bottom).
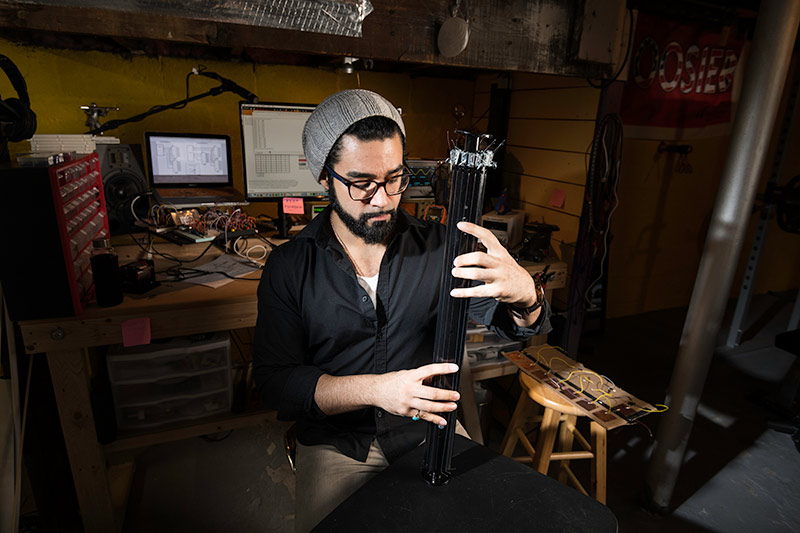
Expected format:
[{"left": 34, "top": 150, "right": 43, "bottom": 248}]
[{"left": 638, "top": 404, "right": 670, "bottom": 413}]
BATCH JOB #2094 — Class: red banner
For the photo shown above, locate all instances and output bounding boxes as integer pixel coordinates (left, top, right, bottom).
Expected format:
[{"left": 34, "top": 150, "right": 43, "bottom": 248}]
[{"left": 620, "top": 12, "right": 746, "bottom": 139}]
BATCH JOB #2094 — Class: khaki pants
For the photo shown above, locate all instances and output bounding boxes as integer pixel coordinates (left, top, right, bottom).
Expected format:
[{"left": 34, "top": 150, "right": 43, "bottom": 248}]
[{"left": 294, "top": 422, "right": 469, "bottom": 533}]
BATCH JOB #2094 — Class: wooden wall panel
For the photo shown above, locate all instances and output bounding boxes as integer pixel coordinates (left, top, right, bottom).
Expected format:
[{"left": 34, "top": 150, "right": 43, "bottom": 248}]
[
  {"left": 516, "top": 174, "right": 584, "bottom": 217},
  {"left": 507, "top": 119, "right": 596, "bottom": 153},
  {"left": 482, "top": 73, "right": 600, "bottom": 301},
  {"left": 511, "top": 72, "right": 591, "bottom": 90},
  {"left": 510, "top": 88, "right": 598, "bottom": 119},
  {"left": 505, "top": 146, "right": 587, "bottom": 185}
]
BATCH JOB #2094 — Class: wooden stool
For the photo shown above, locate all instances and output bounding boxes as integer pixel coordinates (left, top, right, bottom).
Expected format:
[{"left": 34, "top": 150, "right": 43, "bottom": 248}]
[{"left": 500, "top": 372, "right": 607, "bottom": 504}]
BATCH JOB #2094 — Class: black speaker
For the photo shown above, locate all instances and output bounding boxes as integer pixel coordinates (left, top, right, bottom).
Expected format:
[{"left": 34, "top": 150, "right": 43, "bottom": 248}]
[{"left": 96, "top": 144, "right": 148, "bottom": 235}]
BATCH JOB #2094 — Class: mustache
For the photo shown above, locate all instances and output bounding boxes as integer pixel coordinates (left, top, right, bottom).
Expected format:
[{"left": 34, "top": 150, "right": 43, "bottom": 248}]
[{"left": 361, "top": 209, "right": 396, "bottom": 221}]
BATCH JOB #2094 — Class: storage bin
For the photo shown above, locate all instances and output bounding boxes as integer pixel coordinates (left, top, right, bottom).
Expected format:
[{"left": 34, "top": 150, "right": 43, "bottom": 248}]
[
  {"left": 107, "top": 333, "right": 232, "bottom": 430},
  {"left": 111, "top": 368, "right": 229, "bottom": 406},
  {"left": 107, "top": 333, "right": 229, "bottom": 383},
  {"left": 117, "top": 390, "right": 231, "bottom": 429}
]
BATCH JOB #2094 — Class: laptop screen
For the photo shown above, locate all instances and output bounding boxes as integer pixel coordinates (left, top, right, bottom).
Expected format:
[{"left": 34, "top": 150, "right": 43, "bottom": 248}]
[{"left": 145, "top": 132, "right": 233, "bottom": 187}]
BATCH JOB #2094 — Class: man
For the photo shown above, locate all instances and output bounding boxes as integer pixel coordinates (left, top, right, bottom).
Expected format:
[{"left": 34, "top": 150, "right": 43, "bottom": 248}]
[{"left": 253, "top": 89, "right": 551, "bottom": 531}]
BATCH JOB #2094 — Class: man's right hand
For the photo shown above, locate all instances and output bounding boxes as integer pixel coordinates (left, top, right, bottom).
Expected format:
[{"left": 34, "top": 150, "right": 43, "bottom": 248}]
[
  {"left": 314, "top": 363, "right": 461, "bottom": 426},
  {"left": 372, "top": 363, "right": 461, "bottom": 426}
]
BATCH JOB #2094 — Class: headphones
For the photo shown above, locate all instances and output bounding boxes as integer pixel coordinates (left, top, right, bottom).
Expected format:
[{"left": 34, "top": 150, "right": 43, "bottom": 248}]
[{"left": 0, "top": 54, "right": 37, "bottom": 142}]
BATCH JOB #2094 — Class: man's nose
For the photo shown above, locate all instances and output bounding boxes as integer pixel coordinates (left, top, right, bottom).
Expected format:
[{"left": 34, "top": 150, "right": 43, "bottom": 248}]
[{"left": 368, "top": 184, "right": 391, "bottom": 207}]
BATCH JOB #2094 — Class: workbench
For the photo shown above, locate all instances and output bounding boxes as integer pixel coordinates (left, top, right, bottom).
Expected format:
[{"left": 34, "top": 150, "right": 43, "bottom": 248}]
[{"left": 17, "top": 242, "right": 274, "bottom": 532}]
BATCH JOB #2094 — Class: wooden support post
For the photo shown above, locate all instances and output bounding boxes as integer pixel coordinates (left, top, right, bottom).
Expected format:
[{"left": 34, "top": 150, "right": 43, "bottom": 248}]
[
  {"left": 590, "top": 421, "right": 607, "bottom": 504},
  {"left": 47, "top": 349, "right": 116, "bottom": 532}
]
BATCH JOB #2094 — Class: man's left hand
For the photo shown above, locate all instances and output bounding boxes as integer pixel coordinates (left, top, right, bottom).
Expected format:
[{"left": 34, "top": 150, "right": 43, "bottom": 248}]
[{"left": 449, "top": 221, "right": 538, "bottom": 309}]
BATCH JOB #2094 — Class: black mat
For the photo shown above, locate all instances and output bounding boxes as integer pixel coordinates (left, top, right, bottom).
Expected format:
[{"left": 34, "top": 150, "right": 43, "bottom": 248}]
[{"left": 315, "top": 435, "right": 618, "bottom": 532}]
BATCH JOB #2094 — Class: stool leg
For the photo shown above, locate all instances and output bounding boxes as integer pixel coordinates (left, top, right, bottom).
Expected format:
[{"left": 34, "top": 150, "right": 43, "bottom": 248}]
[
  {"left": 590, "top": 421, "right": 607, "bottom": 504},
  {"left": 500, "top": 392, "right": 535, "bottom": 457},
  {"left": 533, "top": 408, "right": 560, "bottom": 475},
  {"left": 557, "top": 414, "right": 577, "bottom": 485}
]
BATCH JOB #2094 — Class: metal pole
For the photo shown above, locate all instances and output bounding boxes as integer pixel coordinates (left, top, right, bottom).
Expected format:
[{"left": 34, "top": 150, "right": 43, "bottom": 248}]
[
  {"left": 725, "top": 60, "right": 800, "bottom": 348},
  {"left": 645, "top": 0, "right": 800, "bottom": 511}
]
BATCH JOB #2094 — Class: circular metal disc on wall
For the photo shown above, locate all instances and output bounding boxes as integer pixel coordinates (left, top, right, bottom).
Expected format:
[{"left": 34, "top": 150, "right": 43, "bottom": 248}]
[{"left": 437, "top": 16, "right": 470, "bottom": 58}]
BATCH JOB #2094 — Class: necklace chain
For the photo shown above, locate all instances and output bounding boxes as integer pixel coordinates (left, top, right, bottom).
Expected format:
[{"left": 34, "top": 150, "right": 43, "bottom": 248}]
[{"left": 331, "top": 223, "right": 365, "bottom": 277}]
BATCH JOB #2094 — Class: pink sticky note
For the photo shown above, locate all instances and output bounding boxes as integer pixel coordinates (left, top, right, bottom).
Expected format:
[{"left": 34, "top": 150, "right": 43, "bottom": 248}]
[
  {"left": 122, "top": 318, "right": 151, "bottom": 347},
  {"left": 548, "top": 188, "right": 566, "bottom": 208},
  {"left": 282, "top": 197, "right": 305, "bottom": 215}
]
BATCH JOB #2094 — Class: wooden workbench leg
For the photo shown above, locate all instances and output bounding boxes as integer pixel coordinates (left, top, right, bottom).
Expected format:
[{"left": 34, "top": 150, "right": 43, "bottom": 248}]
[{"left": 47, "top": 349, "right": 117, "bottom": 533}]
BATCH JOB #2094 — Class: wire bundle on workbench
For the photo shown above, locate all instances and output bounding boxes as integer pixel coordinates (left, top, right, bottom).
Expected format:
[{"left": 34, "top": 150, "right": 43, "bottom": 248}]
[{"left": 422, "top": 131, "right": 497, "bottom": 486}]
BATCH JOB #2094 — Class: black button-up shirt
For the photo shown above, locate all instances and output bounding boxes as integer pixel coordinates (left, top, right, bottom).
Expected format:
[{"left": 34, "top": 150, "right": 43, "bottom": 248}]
[{"left": 253, "top": 207, "right": 551, "bottom": 462}]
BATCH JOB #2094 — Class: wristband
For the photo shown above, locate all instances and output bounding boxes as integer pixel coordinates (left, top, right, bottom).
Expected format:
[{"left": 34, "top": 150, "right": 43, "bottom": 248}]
[{"left": 508, "top": 278, "right": 544, "bottom": 318}]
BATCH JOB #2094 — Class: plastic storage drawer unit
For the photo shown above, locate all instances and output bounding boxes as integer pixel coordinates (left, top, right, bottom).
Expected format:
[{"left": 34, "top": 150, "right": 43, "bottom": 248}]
[{"left": 107, "top": 333, "right": 232, "bottom": 430}]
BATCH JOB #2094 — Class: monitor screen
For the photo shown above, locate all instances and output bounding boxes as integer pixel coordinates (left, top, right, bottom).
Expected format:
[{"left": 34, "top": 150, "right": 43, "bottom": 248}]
[
  {"left": 145, "top": 132, "right": 232, "bottom": 187},
  {"left": 240, "top": 102, "right": 328, "bottom": 200}
]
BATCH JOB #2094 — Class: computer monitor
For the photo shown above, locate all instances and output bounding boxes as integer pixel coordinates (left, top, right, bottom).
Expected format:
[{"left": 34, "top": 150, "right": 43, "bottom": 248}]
[{"left": 240, "top": 102, "right": 326, "bottom": 237}]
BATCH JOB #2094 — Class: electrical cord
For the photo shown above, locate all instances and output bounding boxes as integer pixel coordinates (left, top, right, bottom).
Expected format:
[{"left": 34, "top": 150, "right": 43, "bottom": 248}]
[
  {"left": 164, "top": 266, "right": 260, "bottom": 282},
  {"left": 129, "top": 191, "right": 153, "bottom": 225},
  {"left": 129, "top": 233, "right": 217, "bottom": 268}
]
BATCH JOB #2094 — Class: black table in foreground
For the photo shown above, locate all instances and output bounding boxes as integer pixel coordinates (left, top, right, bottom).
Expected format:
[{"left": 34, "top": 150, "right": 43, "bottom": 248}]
[{"left": 315, "top": 435, "right": 618, "bottom": 532}]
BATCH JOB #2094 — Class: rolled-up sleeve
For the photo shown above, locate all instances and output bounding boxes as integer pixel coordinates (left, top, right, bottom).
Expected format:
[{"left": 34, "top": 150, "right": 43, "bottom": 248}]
[
  {"left": 468, "top": 295, "right": 553, "bottom": 340},
  {"left": 252, "top": 249, "right": 326, "bottom": 421}
]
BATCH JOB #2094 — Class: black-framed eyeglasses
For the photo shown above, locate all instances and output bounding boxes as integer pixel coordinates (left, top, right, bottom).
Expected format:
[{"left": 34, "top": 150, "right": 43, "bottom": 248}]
[{"left": 324, "top": 164, "right": 411, "bottom": 201}]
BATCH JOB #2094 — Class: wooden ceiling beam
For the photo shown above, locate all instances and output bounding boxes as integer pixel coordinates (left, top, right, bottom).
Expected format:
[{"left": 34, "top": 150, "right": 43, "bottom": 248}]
[{"left": 0, "top": 0, "right": 615, "bottom": 77}]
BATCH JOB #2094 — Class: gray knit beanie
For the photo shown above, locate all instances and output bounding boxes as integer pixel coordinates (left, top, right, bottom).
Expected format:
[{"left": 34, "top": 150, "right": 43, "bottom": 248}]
[{"left": 302, "top": 89, "right": 406, "bottom": 181}]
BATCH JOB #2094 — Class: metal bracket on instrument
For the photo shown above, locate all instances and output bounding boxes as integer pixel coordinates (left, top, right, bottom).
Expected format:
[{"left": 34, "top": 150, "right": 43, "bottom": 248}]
[{"left": 447, "top": 132, "right": 498, "bottom": 169}]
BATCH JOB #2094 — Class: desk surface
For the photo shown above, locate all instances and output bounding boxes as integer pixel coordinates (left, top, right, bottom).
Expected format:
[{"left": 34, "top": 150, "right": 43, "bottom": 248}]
[
  {"left": 18, "top": 241, "right": 263, "bottom": 353},
  {"left": 316, "top": 435, "right": 618, "bottom": 532}
]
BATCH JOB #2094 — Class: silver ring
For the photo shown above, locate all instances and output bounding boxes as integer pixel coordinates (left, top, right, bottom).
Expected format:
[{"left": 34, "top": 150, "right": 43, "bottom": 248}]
[{"left": 412, "top": 410, "right": 421, "bottom": 421}]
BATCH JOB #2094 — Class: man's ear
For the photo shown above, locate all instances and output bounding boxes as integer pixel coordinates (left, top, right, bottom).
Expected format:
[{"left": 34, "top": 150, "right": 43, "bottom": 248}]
[{"left": 320, "top": 173, "right": 330, "bottom": 191}]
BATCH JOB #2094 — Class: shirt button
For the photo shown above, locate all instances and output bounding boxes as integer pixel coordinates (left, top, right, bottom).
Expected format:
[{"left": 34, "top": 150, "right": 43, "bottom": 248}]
[
  {"left": 362, "top": 295, "right": 369, "bottom": 302},
  {"left": 376, "top": 409, "right": 383, "bottom": 418}
]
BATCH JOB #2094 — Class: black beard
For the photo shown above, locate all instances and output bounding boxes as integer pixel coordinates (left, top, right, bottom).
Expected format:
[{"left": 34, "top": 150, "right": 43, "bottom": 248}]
[{"left": 329, "top": 184, "right": 397, "bottom": 245}]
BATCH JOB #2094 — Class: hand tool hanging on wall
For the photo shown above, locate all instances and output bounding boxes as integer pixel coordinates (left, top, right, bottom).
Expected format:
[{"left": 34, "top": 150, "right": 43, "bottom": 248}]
[{"left": 422, "top": 130, "right": 496, "bottom": 486}]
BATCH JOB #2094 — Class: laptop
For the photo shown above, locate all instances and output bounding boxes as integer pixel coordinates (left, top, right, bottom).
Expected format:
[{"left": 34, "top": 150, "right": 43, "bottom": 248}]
[{"left": 144, "top": 132, "right": 247, "bottom": 208}]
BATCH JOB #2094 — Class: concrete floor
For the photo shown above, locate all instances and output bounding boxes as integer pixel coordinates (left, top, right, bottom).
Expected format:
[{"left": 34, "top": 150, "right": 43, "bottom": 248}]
[{"left": 122, "top": 292, "right": 800, "bottom": 532}]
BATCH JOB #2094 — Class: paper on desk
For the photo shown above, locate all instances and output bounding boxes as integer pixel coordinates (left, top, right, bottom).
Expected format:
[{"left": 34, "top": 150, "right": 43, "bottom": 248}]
[{"left": 181, "top": 254, "right": 261, "bottom": 288}]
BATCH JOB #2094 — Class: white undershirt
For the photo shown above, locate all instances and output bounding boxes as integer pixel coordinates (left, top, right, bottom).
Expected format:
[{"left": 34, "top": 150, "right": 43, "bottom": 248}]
[{"left": 357, "top": 273, "right": 379, "bottom": 309}]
